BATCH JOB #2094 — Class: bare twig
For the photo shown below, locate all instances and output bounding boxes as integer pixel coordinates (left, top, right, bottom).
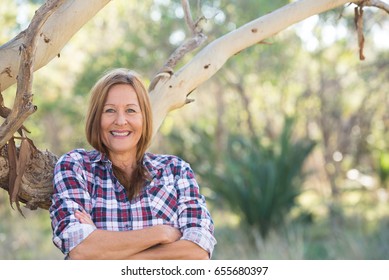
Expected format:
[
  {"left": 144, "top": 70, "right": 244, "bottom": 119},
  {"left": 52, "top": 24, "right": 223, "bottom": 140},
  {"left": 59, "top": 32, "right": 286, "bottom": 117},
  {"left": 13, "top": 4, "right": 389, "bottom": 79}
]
[
  {"left": 0, "top": 93, "right": 30, "bottom": 135},
  {"left": 149, "top": 0, "right": 207, "bottom": 92},
  {"left": 182, "top": 0, "right": 196, "bottom": 34},
  {"left": 357, "top": 0, "right": 389, "bottom": 13}
]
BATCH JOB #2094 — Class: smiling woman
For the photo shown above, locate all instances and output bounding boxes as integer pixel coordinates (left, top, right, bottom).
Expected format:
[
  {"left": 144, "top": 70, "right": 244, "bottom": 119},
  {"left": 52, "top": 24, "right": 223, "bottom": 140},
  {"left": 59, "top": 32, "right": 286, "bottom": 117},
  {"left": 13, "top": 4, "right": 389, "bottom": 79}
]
[
  {"left": 49, "top": 68, "right": 216, "bottom": 260},
  {"left": 100, "top": 84, "right": 144, "bottom": 159},
  {"left": 97, "top": 82, "right": 147, "bottom": 200}
]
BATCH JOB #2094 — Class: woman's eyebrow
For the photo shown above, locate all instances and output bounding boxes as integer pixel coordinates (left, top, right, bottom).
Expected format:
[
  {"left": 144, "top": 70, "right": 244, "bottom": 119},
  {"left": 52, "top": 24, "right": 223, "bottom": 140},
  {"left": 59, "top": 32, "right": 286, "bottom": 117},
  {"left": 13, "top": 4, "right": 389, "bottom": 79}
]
[{"left": 103, "top": 103, "right": 139, "bottom": 106}]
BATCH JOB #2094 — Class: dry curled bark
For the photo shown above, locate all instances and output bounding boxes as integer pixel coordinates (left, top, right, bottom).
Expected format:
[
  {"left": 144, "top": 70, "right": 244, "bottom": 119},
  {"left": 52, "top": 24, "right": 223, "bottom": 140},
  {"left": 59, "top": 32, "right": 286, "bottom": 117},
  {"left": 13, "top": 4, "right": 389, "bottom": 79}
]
[{"left": 355, "top": 6, "right": 366, "bottom": 60}]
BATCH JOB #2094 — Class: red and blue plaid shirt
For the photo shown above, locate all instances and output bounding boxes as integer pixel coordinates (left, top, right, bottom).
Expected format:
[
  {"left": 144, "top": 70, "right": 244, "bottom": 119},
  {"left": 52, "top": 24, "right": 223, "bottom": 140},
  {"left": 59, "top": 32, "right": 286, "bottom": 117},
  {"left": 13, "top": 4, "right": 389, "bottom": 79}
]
[{"left": 50, "top": 149, "right": 216, "bottom": 258}]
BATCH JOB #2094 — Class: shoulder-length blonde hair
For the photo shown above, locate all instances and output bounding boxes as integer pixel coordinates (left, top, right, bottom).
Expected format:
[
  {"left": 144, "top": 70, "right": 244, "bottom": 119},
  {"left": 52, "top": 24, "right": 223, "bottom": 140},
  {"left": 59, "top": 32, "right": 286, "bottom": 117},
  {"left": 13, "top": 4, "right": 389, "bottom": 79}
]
[{"left": 85, "top": 68, "right": 153, "bottom": 199}]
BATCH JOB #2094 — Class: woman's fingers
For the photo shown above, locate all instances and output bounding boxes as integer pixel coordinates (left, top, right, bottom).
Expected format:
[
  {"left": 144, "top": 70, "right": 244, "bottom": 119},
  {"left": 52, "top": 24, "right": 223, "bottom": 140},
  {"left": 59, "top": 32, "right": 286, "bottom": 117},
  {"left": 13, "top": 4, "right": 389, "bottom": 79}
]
[{"left": 75, "top": 209, "right": 95, "bottom": 226}]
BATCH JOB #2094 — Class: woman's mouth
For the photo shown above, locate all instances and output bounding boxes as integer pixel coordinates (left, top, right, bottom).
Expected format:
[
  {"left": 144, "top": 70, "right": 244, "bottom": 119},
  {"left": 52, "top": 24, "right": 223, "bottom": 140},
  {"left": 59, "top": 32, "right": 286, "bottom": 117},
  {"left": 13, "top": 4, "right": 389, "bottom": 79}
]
[{"left": 110, "top": 131, "right": 131, "bottom": 136}]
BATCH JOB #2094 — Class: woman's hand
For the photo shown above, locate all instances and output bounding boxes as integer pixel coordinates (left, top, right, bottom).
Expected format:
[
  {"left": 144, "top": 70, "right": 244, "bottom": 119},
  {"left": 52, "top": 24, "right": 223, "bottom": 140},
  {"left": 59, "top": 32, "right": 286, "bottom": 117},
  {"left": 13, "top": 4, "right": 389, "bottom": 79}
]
[
  {"left": 75, "top": 209, "right": 95, "bottom": 226},
  {"left": 156, "top": 225, "right": 182, "bottom": 244}
]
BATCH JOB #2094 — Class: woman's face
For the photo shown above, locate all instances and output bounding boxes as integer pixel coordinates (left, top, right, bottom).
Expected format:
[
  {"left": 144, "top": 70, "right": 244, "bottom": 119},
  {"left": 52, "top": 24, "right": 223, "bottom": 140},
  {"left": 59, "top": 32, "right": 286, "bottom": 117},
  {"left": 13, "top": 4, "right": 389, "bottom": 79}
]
[{"left": 100, "top": 84, "right": 143, "bottom": 161}]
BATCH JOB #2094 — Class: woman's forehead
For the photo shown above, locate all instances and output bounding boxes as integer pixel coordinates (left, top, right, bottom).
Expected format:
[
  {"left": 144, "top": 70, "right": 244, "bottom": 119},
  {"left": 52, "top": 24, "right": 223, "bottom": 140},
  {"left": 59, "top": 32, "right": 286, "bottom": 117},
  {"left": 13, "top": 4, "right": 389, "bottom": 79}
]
[{"left": 105, "top": 84, "right": 139, "bottom": 105}]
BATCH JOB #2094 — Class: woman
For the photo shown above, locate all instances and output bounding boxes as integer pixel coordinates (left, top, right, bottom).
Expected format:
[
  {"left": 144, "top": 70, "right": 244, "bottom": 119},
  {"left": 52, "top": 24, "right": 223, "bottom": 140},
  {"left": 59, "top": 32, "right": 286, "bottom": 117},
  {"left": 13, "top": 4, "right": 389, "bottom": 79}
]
[{"left": 49, "top": 68, "right": 216, "bottom": 259}]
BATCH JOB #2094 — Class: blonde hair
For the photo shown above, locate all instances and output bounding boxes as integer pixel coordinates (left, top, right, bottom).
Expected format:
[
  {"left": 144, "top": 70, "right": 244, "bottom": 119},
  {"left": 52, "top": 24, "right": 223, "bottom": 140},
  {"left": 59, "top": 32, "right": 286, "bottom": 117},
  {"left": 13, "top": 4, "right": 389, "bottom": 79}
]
[{"left": 85, "top": 68, "right": 153, "bottom": 199}]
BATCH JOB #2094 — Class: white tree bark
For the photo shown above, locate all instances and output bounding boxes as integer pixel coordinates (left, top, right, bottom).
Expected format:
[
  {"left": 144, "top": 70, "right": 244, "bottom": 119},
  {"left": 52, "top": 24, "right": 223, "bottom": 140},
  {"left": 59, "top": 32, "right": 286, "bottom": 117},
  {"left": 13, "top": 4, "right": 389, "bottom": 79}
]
[
  {"left": 0, "top": 0, "right": 110, "bottom": 92},
  {"left": 149, "top": 0, "right": 352, "bottom": 136}
]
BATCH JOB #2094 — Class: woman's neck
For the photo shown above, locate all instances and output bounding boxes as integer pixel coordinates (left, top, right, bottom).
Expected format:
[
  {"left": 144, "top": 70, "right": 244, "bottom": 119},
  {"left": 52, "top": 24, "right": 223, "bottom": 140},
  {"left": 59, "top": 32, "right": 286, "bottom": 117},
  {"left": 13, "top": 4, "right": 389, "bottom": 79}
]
[{"left": 109, "top": 152, "right": 137, "bottom": 175}]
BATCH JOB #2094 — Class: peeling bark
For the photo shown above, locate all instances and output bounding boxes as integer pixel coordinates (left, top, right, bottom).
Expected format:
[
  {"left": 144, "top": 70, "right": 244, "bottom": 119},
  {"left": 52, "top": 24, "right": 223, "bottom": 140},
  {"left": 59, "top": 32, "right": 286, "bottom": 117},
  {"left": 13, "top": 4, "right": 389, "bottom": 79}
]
[{"left": 0, "top": 144, "right": 58, "bottom": 210}]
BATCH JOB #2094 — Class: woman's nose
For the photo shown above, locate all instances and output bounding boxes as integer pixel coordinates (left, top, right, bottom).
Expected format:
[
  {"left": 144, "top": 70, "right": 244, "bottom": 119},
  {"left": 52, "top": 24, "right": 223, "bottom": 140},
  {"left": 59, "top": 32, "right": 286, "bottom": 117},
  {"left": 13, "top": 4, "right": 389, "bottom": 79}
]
[{"left": 115, "top": 111, "right": 128, "bottom": 125}]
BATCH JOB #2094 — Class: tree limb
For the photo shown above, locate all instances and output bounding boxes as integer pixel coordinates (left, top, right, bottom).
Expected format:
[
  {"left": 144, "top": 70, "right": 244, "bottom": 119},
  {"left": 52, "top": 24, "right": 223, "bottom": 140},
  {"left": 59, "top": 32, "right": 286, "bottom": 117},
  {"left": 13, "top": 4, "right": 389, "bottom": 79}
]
[
  {"left": 148, "top": 0, "right": 207, "bottom": 92},
  {"left": 0, "top": 0, "right": 111, "bottom": 93},
  {"left": 359, "top": 0, "right": 389, "bottom": 13},
  {"left": 149, "top": 0, "right": 354, "bottom": 137},
  {"left": 182, "top": 0, "right": 196, "bottom": 34},
  {"left": 0, "top": 1, "right": 68, "bottom": 149}
]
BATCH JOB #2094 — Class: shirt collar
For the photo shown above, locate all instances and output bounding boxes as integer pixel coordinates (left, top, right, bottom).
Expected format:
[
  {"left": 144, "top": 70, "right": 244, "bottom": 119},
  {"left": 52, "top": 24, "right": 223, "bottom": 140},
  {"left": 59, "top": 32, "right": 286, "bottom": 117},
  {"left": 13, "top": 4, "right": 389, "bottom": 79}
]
[
  {"left": 142, "top": 152, "right": 164, "bottom": 178},
  {"left": 90, "top": 149, "right": 110, "bottom": 164},
  {"left": 90, "top": 150, "right": 162, "bottom": 177}
]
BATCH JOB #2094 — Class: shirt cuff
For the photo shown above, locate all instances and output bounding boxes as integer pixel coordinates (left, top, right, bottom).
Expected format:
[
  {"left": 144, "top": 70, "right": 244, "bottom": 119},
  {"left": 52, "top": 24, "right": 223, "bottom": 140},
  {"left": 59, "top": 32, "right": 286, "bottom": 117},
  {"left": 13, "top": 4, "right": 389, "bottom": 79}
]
[
  {"left": 54, "top": 223, "right": 97, "bottom": 255},
  {"left": 181, "top": 227, "right": 217, "bottom": 258}
]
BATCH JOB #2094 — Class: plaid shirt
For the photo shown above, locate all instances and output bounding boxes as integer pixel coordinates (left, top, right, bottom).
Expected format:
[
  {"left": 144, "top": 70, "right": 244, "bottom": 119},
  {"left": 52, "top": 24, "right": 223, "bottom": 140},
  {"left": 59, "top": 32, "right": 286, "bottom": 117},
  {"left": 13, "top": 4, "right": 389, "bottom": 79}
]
[{"left": 50, "top": 149, "right": 216, "bottom": 258}]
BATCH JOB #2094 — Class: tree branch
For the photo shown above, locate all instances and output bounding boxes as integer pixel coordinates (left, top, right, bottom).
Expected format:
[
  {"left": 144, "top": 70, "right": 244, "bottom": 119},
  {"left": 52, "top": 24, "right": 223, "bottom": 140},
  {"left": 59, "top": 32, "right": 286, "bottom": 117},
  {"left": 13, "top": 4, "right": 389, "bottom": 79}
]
[
  {"left": 182, "top": 0, "right": 196, "bottom": 34},
  {"left": 0, "top": 0, "right": 111, "bottom": 93},
  {"left": 148, "top": 0, "right": 207, "bottom": 92},
  {"left": 358, "top": 0, "right": 389, "bottom": 13},
  {"left": 149, "top": 0, "right": 355, "bottom": 137},
  {"left": 0, "top": 0, "right": 66, "bottom": 149}
]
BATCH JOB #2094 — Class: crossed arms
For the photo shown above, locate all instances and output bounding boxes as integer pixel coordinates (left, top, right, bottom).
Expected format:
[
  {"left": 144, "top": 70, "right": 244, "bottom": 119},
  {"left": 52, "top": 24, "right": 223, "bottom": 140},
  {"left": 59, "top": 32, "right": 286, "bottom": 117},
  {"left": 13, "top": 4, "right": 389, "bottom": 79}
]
[{"left": 69, "top": 210, "right": 209, "bottom": 260}]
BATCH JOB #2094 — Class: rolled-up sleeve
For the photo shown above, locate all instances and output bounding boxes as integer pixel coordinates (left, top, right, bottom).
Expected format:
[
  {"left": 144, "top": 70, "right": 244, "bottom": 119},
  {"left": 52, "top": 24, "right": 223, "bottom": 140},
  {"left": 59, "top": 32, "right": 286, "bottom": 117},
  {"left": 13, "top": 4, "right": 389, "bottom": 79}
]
[
  {"left": 49, "top": 153, "right": 96, "bottom": 256},
  {"left": 176, "top": 162, "right": 217, "bottom": 257}
]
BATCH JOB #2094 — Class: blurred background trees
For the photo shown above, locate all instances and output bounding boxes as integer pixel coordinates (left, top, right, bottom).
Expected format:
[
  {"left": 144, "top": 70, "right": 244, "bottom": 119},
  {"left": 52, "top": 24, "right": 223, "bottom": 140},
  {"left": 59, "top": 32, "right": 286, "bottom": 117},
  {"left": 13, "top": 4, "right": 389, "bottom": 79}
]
[{"left": 1, "top": 0, "right": 388, "bottom": 259}]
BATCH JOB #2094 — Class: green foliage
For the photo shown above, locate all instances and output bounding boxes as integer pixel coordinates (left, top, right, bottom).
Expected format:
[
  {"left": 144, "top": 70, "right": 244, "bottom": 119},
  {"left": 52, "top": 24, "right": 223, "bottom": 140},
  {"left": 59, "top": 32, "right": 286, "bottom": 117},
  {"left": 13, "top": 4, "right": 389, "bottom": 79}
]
[
  {"left": 208, "top": 117, "right": 315, "bottom": 239},
  {"left": 213, "top": 204, "right": 389, "bottom": 259}
]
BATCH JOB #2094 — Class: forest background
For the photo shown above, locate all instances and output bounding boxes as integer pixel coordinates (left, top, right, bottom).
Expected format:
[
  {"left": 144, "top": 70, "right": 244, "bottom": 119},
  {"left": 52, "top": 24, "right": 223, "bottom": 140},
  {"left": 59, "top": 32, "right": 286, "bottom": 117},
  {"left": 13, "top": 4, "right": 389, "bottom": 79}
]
[{"left": 0, "top": 0, "right": 388, "bottom": 259}]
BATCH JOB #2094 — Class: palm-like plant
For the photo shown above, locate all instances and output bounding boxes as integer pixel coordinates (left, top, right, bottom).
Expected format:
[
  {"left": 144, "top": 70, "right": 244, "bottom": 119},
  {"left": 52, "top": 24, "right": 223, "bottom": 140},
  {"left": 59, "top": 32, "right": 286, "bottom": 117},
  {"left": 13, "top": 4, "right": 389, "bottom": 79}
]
[
  {"left": 166, "top": 116, "right": 315, "bottom": 240},
  {"left": 199, "top": 117, "right": 315, "bottom": 239}
]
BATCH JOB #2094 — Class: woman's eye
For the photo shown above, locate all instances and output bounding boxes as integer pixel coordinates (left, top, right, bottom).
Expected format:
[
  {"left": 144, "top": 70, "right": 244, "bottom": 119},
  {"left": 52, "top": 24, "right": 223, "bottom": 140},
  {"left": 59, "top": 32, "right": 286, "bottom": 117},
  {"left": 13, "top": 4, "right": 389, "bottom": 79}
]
[
  {"left": 104, "top": 108, "right": 115, "bottom": 113},
  {"left": 126, "top": 108, "right": 136, "bottom": 113}
]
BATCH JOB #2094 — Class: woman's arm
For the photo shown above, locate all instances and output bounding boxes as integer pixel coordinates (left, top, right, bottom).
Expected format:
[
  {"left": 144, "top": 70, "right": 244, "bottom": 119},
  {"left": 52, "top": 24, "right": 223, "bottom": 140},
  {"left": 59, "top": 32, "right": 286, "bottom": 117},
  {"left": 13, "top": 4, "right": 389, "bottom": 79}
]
[
  {"left": 75, "top": 210, "right": 206, "bottom": 260},
  {"left": 69, "top": 224, "right": 181, "bottom": 260},
  {"left": 127, "top": 240, "right": 209, "bottom": 260},
  {"left": 70, "top": 210, "right": 181, "bottom": 259},
  {"left": 173, "top": 160, "right": 217, "bottom": 257},
  {"left": 74, "top": 210, "right": 204, "bottom": 260}
]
